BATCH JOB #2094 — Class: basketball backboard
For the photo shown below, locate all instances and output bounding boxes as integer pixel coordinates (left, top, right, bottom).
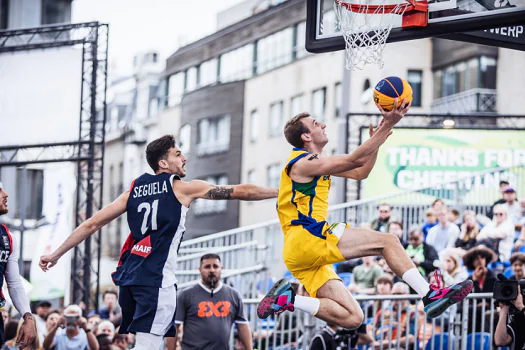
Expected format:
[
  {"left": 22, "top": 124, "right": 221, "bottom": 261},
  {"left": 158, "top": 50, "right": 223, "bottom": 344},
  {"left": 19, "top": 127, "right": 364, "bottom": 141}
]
[{"left": 306, "top": 0, "right": 525, "bottom": 53}]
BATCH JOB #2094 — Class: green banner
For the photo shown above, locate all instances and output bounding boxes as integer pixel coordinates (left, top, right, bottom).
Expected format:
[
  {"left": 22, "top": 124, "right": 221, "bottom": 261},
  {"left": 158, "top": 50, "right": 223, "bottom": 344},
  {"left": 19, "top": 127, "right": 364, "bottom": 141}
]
[{"left": 362, "top": 128, "right": 525, "bottom": 199}]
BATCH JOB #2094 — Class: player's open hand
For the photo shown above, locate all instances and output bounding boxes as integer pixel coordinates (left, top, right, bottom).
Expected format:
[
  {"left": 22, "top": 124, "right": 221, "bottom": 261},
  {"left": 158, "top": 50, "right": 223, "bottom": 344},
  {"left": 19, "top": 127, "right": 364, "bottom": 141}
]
[
  {"left": 39, "top": 254, "right": 59, "bottom": 272},
  {"left": 369, "top": 119, "right": 393, "bottom": 138},
  {"left": 378, "top": 98, "right": 411, "bottom": 127}
]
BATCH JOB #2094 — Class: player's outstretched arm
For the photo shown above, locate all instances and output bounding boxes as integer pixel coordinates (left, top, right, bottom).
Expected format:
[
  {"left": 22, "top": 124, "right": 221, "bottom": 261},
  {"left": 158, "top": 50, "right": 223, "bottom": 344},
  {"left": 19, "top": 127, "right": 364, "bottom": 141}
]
[
  {"left": 39, "top": 191, "right": 129, "bottom": 272},
  {"left": 175, "top": 180, "right": 277, "bottom": 205},
  {"left": 333, "top": 120, "right": 390, "bottom": 180}
]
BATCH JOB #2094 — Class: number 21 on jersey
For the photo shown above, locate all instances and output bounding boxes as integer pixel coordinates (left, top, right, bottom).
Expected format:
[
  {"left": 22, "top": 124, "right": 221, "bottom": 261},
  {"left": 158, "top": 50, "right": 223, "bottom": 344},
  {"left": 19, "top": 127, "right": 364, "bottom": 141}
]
[{"left": 137, "top": 199, "right": 158, "bottom": 235}]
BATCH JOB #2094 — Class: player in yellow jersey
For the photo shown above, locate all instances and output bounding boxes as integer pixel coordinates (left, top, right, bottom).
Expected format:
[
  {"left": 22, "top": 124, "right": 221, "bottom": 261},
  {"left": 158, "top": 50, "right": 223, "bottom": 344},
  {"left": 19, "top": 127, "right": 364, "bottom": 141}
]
[{"left": 257, "top": 100, "right": 473, "bottom": 328}]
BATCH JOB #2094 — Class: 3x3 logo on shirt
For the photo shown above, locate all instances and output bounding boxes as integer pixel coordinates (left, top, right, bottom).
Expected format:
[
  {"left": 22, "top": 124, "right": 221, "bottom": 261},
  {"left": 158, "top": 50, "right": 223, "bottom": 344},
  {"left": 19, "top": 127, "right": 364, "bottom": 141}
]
[{"left": 197, "top": 301, "right": 231, "bottom": 317}]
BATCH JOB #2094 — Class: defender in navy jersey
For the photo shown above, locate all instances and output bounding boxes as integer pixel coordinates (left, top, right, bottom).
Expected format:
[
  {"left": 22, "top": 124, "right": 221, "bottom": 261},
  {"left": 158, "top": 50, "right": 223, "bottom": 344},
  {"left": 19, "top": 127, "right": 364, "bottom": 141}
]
[
  {"left": 39, "top": 135, "right": 277, "bottom": 350},
  {"left": 0, "top": 183, "right": 36, "bottom": 348}
]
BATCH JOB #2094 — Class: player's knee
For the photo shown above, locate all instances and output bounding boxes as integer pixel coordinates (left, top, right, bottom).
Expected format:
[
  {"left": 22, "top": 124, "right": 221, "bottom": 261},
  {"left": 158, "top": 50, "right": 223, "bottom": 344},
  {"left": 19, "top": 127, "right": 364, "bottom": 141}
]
[
  {"left": 341, "top": 308, "right": 364, "bottom": 329},
  {"left": 383, "top": 231, "right": 401, "bottom": 247}
]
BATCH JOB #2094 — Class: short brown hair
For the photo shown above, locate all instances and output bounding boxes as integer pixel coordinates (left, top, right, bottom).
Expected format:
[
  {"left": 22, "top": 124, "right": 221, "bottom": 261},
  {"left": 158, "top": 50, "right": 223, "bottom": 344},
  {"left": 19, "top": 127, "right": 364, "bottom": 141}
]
[
  {"left": 146, "top": 134, "right": 176, "bottom": 172},
  {"left": 376, "top": 274, "right": 394, "bottom": 288},
  {"left": 284, "top": 112, "right": 311, "bottom": 148},
  {"left": 510, "top": 252, "right": 525, "bottom": 265}
]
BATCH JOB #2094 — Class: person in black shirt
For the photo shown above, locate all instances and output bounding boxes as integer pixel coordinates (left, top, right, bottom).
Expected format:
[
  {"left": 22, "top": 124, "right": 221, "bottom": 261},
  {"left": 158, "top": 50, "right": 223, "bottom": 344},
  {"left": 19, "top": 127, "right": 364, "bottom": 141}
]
[
  {"left": 494, "top": 285, "right": 525, "bottom": 350},
  {"left": 488, "top": 180, "right": 510, "bottom": 219},
  {"left": 310, "top": 323, "right": 371, "bottom": 350}
]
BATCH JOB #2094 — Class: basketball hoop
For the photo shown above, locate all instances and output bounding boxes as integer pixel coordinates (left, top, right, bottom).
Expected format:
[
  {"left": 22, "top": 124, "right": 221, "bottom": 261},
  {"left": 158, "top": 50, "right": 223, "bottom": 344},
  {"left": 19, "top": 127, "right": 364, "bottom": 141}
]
[{"left": 334, "top": 0, "right": 428, "bottom": 70}]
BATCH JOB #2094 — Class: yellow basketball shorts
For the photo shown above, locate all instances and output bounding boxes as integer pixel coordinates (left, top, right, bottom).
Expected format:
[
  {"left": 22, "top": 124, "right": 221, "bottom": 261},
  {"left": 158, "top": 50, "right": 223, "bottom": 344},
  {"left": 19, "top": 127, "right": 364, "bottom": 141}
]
[{"left": 283, "top": 222, "right": 347, "bottom": 298}]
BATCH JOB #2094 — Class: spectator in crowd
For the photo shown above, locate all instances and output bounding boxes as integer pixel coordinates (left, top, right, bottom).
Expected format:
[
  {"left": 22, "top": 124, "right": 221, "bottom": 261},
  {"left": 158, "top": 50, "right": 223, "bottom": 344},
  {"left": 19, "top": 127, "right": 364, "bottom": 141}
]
[
  {"left": 373, "top": 282, "right": 416, "bottom": 350},
  {"left": 494, "top": 282, "right": 525, "bottom": 349},
  {"left": 502, "top": 187, "right": 520, "bottom": 222},
  {"left": 455, "top": 210, "right": 481, "bottom": 251},
  {"left": 175, "top": 253, "right": 253, "bottom": 350},
  {"left": 510, "top": 252, "right": 525, "bottom": 280},
  {"left": 476, "top": 204, "right": 515, "bottom": 262},
  {"left": 96, "top": 334, "right": 114, "bottom": 350},
  {"left": 463, "top": 246, "right": 497, "bottom": 293},
  {"left": 426, "top": 207, "right": 460, "bottom": 253},
  {"left": 515, "top": 197, "right": 525, "bottom": 232},
  {"left": 95, "top": 320, "right": 115, "bottom": 342},
  {"left": 364, "top": 274, "right": 394, "bottom": 317},
  {"left": 2, "top": 319, "right": 40, "bottom": 350},
  {"left": 87, "top": 314, "right": 102, "bottom": 333},
  {"left": 34, "top": 300, "right": 51, "bottom": 345},
  {"left": 45, "top": 310, "right": 60, "bottom": 334},
  {"left": 349, "top": 256, "right": 383, "bottom": 294},
  {"left": 447, "top": 208, "right": 462, "bottom": 228},
  {"left": 404, "top": 227, "right": 439, "bottom": 278},
  {"left": 422, "top": 209, "right": 438, "bottom": 239},
  {"left": 43, "top": 304, "right": 99, "bottom": 350},
  {"left": 97, "top": 290, "right": 120, "bottom": 322},
  {"left": 1, "top": 310, "right": 9, "bottom": 325},
  {"left": 388, "top": 221, "right": 407, "bottom": 246},
  {"left": 487, "top": 180, "right": 510, "bottom": 219},
  {"left": 441, "top": 253, "right": 468, "bottom": 285},
  {"left": 1, "top": 320, "right": 20, "bottom": 350},
  {"left": 515, "top": 225, "right": 525, "bottom": 252},
  {"left": 112, "top": 334, "right": 132, "bottom": 350},
  {"left": 370, "top": 203, "right": 395, "bottom": 233},
  {"left": 432, "top": 198, "right": 445, "bottom": 213}
]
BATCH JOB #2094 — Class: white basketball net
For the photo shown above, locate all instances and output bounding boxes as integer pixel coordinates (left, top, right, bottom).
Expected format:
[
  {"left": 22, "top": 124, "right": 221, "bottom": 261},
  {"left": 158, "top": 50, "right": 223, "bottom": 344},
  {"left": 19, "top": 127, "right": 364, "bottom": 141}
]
[{"left": 334, "top": 0, "right": 410, "bottom": 70}]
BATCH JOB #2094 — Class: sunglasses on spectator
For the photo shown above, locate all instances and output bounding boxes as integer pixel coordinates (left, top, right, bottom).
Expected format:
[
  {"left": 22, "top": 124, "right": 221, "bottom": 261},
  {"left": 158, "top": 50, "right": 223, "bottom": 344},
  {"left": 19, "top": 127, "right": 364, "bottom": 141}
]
[
  {"left": 494, "top": 213, "right": 505, "bottom": 216},
  {"left": 380, "top": 210, "right": 390, "bottom": 213}
]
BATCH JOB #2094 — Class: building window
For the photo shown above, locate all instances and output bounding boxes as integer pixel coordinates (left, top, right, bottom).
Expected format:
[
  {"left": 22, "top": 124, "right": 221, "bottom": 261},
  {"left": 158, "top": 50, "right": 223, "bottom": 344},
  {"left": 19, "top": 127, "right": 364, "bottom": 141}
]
[
  {"left": 407, "top": 70, "right": 422, "bottom": 107},
  {"left": 290, "top": 94, "right": 304, "bottom": 117},
  {"left": 433, "top": 56, "right": 496, "bottom": 99},
  {"left": 247, "top": 170, "right": 256, "bottom": 184},
  {"left": 480, "top": 56, "right": 497, "bottom": 89},
  {"left": 186, "top": 66, "right": 198, "bottom": 92},
  {"left": 179, "top": 124, "right": 191, "bottom": 154},
  {"left": 256, "top": 27, "right": 294, "bottom": 74},
  {"left": 334, "top": 83, "right": 342, "bottom": 118},
  {"left": 197, "top": 115, "right": 231, "bottom": 156},
  {"left": 250, "top": 110, "right": 259, "bottom": 143},
  {"left": 0, "top": 0, "right": 8, "bottom": 29},
  {"left": 219, "top": 44, "right": 254, "bottom": 83},
  {"left": 199, "top": 58, "right": 218, "bottom": 87},
  {"left": 15, "top": 169, "right": 43, "bottom": 220},
  {"left": 312, "top": 87, "right": 326, "bottom": 122},
  {"left": 193, "top": 175, "right": 228, "bottom": 215},
  {"left": 167, "top": 72, "right": 185, "bottom": 107},
  {"left": 269, "top": 101, "right": 284, "bottom": 137},
  {"left": 267, "top": 164, "right": 281, "bottom": 188},
  {"left": 42, "top": 0, "right": 71, "bottom": 25},
  {"left": 294, "top": 22, "right": 308, "bottom": 59}
]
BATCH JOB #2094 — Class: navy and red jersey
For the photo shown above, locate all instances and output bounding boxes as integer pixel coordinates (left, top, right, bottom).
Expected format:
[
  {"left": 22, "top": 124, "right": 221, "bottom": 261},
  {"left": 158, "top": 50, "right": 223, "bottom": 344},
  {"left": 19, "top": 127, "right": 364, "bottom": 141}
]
[
  {"left": 0, "top": 225, "right": 13, "bottom": 307},
  {"left": 112, "top": 172, "right": 187, "bottom": 288}
]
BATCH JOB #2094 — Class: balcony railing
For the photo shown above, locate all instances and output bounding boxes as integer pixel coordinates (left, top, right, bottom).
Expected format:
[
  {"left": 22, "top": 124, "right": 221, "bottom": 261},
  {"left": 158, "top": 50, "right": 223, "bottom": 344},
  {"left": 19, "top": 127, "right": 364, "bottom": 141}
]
[{"left": 430, "top": 88, "right": 497, "bottom": 114}]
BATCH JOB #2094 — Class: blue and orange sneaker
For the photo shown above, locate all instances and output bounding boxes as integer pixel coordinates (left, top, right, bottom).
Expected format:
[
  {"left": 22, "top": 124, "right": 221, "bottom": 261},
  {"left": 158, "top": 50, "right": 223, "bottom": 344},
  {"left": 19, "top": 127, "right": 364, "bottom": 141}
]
[
  {"left": 423, "top": 270, "right": 473, "bottom": 319},
  {"left": 257, "top": 278, "right": 296, "bottom": 319}
]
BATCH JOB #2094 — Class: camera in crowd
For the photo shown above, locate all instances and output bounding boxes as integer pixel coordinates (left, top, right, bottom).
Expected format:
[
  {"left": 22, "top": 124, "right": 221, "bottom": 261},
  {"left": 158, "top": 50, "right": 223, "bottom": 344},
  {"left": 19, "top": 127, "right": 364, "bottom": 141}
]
[
  {"left": 493, "top": 277, "right": 525, "bottom": 305},
  {"left": 334, "top": 324, "right": 367, "bottom": 350}
]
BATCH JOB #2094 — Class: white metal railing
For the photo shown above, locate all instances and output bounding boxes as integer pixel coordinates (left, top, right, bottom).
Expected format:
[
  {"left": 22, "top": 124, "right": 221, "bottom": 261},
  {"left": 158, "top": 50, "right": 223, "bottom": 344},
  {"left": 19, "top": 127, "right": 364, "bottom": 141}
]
[
  {"left": 430, "top": 88, "right": 497, "bottom": 114},
  {"left": 225, "top": 293, "right": 507, "bottom": 350}
]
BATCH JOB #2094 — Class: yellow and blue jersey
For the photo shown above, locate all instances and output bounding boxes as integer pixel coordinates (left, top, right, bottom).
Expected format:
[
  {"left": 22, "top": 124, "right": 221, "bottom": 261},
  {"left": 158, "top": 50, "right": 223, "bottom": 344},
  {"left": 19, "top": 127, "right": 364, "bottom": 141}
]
[{"left": 277, "top": 148, "right": 331, "bottom": 238}]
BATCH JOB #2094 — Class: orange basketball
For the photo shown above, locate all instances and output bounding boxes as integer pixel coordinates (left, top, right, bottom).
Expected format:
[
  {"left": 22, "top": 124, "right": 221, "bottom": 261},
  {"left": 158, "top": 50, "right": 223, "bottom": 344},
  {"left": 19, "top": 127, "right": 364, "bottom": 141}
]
[{"left": 373, "top": 76, "right": 413, "bottom": 111}]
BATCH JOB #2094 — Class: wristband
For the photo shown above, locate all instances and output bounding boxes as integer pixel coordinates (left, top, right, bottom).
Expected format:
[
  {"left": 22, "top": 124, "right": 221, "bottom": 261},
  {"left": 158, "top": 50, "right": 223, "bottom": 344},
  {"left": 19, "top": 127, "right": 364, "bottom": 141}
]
[{"left": 85, "top": 328, "right": 92, "bottom": 333}]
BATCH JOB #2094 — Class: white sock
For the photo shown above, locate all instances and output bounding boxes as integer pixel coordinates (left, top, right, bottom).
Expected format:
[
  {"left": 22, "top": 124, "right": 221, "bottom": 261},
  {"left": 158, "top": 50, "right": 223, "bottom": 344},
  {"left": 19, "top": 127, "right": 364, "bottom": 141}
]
[
  {"left": 294, "top": 295, "right": 320, "bottom": 316},
  {"left": 402, "top": 268, "right": 430, "bottom": 298}
]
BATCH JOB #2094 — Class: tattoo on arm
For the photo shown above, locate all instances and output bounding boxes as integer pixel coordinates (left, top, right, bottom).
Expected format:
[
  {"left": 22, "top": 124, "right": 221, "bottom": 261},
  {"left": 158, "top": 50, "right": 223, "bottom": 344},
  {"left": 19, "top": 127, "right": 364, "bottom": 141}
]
[
  {"left": 204, "top": 186, "right": 234, "bottom": 200},
  {"left": 308, "top": 154, "right": 319, "bottom": 161}
]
